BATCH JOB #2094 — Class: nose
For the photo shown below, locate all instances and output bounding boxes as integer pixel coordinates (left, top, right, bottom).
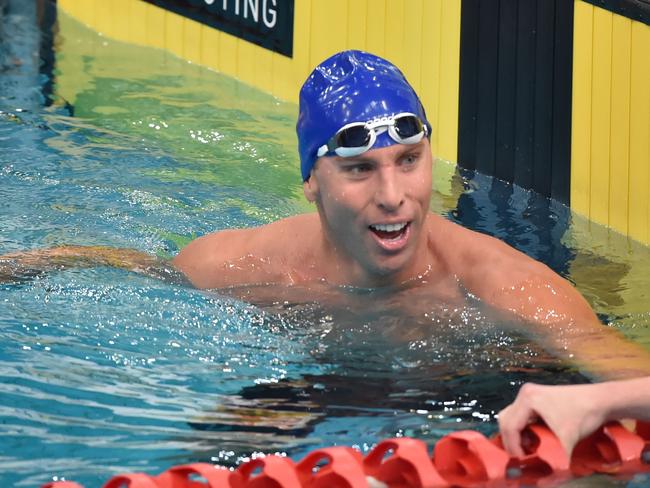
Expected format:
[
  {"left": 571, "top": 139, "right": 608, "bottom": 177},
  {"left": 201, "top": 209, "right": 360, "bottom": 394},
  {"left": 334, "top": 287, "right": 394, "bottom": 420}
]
[{"left": 374, "top": 166, "right": 405, "bottom": 211}]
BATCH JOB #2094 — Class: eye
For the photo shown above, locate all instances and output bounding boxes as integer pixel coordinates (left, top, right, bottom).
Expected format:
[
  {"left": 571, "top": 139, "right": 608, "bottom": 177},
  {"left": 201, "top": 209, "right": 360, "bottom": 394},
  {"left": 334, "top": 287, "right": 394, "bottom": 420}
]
[{"left": 400, "top": 152, "right": 420, "bottom": 167}]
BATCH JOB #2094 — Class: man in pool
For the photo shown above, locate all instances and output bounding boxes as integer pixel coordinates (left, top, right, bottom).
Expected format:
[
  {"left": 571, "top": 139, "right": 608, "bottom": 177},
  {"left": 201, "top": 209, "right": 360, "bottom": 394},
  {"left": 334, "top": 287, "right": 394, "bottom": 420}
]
[{"left": 2, "top": 50, "right": 650, "bottom": 377}]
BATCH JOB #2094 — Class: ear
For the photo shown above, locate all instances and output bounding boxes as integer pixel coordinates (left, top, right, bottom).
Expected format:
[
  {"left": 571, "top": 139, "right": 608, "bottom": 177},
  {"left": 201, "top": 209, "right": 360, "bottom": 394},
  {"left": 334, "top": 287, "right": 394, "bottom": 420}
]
[{"left": 303, "top": 173, "right": 319, "bottom": 203}]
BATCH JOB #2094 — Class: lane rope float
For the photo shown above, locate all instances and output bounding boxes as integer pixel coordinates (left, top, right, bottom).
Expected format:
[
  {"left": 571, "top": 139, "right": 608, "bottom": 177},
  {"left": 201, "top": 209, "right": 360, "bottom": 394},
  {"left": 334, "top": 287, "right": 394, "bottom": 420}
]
[{"left": 43, "top": 420, "right": 650, "bottom": 487}]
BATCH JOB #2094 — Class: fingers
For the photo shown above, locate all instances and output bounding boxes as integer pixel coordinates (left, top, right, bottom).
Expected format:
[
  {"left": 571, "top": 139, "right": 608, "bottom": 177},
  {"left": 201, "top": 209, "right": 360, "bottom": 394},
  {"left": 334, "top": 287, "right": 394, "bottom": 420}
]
[
  {"left": 498, "top": 383, "right": 547, "bottom": 458},
  {"left": 497, "top": 404, "right": 529, "bottom": 458}
]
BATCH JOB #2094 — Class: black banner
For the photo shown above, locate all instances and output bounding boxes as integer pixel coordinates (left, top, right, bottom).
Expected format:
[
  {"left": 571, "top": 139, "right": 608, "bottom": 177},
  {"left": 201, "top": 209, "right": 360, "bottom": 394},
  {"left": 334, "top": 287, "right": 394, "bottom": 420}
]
[{"left": 142, "top": 0, "right": 294, "bottom": 57}]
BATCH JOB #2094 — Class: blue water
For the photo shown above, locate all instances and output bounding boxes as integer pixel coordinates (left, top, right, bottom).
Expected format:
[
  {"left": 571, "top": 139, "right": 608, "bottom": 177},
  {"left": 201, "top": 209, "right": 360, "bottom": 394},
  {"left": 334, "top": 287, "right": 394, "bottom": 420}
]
[{"left": 1, "top": 2, "right": 650, "bottom": 487}]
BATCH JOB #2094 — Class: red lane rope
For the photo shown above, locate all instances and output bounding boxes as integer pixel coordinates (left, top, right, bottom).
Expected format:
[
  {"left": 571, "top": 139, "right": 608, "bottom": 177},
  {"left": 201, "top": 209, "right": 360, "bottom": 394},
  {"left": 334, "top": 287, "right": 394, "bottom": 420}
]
[{"left": 43, "top": 421, "right": 650, "bottom": 488}]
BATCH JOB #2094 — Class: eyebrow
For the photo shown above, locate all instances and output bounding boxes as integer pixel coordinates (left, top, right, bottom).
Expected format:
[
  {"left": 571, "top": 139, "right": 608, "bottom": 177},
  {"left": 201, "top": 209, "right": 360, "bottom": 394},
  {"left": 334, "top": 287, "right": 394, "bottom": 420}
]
[{"left": 335, "top": 156, "right": 375, "bottom": 164}]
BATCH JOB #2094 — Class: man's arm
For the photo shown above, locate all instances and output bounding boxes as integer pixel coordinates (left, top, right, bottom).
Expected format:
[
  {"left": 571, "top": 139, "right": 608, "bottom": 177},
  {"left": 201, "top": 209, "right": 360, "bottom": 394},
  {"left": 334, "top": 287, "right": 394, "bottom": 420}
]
[
  {"left": 456, "top": 231, "right": 650, "bottom": 379},
  {"left": 492, "top": 259, "right": 650, "bottom": 378},
  {"left": 0, "top": 245, "right": 185, "bottom": 284}
]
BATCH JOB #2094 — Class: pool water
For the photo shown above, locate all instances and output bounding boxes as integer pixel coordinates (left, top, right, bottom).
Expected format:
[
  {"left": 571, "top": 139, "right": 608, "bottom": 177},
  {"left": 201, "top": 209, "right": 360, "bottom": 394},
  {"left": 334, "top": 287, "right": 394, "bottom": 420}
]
[{"left": 1, "top": 2, "right": 650, "bottom": 487}]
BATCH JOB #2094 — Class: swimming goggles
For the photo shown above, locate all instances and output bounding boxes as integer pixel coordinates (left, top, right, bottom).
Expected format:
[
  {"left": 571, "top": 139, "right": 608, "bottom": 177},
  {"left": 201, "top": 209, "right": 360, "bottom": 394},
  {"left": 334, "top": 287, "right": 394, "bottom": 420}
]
[{"left": 316, "top": 112, "right": 428, "bottom": 159}]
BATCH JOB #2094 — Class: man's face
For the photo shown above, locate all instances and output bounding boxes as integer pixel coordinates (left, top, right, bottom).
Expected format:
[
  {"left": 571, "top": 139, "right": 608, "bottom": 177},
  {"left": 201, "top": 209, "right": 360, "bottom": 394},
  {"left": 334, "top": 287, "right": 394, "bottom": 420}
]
[{"left": 303, "top": 139, "right": 433, "bottom": 285}]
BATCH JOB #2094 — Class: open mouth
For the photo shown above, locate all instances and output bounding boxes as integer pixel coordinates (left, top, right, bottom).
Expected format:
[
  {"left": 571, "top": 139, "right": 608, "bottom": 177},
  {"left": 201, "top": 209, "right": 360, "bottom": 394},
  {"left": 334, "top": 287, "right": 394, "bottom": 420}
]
[{"left": 369, "top": 221, "right": 410, "bottom": 241}]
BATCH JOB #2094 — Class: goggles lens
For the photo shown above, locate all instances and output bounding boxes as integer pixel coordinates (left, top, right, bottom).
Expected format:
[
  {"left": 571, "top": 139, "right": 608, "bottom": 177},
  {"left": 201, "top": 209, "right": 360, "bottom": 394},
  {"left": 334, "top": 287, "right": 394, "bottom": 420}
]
[
  {"left": 317, "top": 113, "right": 428, "bottom": 159},
  {"left": 334, "top": 125, "right": 372, "bottom": 149},
  {"left": 394, "top": 115, "right": 423, "bottom": 139}
]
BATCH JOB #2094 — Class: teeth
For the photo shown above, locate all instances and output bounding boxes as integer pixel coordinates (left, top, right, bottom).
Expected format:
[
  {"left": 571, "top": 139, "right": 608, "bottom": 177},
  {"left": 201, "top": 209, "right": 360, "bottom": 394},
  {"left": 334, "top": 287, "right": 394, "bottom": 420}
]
[{"left": 371, "top": 222, "right": 407, "bottom": 232}]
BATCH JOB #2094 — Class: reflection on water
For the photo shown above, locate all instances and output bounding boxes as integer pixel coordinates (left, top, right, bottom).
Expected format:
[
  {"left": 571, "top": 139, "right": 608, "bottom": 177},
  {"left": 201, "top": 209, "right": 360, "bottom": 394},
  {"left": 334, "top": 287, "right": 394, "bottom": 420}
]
[
  {"left": 1, "top": 270, "right": 591, "bottom": 482},
  {"left": 1, "top": 2, "right": 650, "bottom": 488}
]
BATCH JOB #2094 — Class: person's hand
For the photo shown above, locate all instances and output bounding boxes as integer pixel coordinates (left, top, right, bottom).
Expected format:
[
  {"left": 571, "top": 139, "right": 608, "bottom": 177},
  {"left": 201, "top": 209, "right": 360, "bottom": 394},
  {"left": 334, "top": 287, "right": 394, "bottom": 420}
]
[{"left": 497, "top": 382, "right": 606, "bottom": 458}]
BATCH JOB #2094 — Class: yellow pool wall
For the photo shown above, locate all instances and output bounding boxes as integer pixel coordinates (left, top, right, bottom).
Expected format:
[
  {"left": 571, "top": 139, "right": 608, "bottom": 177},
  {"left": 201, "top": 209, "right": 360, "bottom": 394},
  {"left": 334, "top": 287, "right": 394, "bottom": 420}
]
[{"left": 571, "top": 1, "right": 650, "bottom": 244}]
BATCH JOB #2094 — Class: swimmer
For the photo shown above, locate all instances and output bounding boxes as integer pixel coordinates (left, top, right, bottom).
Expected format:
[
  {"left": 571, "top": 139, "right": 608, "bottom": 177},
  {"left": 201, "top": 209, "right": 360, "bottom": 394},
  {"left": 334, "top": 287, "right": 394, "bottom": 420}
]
[
  {"left": 498, "top": 377, "right": 650, "bottom": 457},
  {"left": 2, "top": 50, "right": 650, "bottom": 378}
]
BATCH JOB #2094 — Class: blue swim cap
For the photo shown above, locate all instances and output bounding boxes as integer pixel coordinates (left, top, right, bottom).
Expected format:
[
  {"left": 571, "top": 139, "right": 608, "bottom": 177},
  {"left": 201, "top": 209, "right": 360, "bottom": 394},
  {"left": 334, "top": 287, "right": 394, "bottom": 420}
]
[{"left": 296, "top": 50, "right": 431, "bottom": 181}]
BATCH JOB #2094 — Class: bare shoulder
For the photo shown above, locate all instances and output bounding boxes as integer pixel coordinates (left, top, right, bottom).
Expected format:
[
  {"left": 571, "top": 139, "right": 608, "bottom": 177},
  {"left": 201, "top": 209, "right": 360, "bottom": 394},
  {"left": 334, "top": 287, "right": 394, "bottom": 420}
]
[
  {"left": 426, "top": 213, "right": 523, "bottom": 271},
  {"left": 173, "top": 213, "right": 321, "bottom": 289},
  {"left": 427, "top": 214, "right": 597, "bottom": 325}
]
